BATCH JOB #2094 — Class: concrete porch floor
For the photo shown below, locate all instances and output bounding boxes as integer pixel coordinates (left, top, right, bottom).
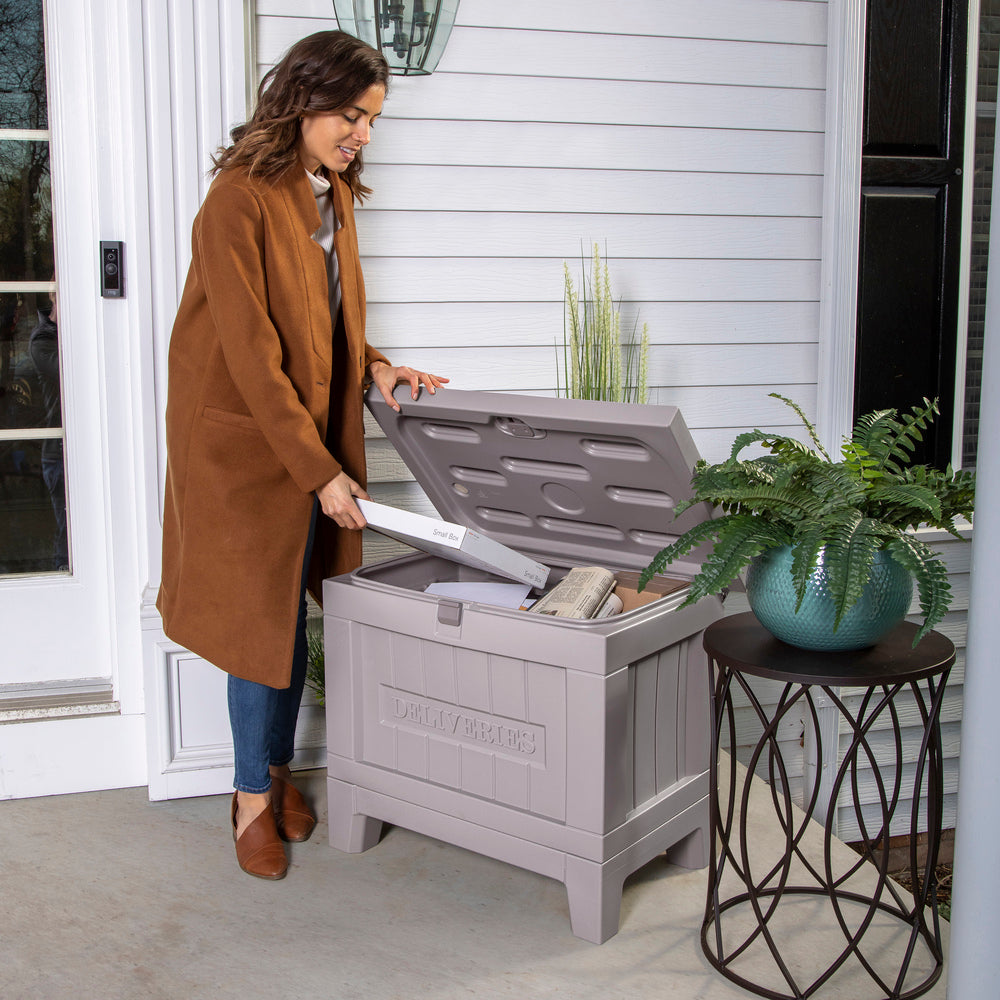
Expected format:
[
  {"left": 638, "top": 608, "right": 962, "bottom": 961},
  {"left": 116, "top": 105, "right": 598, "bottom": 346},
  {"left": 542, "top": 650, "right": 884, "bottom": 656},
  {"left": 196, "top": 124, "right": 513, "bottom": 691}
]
[{"left": 0, "top": 769, "right": 949, "bottom": 1000}]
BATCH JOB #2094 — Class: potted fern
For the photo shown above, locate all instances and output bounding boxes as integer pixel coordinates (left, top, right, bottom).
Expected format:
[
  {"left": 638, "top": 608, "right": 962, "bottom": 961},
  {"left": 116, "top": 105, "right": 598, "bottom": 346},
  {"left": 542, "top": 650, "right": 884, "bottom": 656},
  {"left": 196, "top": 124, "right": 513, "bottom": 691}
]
[{"left": 639, "top": 395, "right": 975, "bottom": 650}]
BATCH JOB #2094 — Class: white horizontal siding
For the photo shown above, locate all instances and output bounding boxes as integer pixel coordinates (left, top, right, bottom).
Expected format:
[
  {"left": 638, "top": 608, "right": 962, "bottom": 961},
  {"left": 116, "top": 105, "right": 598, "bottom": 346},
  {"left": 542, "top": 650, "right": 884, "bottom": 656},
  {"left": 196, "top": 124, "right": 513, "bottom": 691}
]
[
  {"left": 268, "top": 0, "right": 827, "bottom": 46},
  {"left": 358, "top": 343, "right": 816, "bottom": 390},
  {"left": 358, "top": 213, "right": 821, "bottom": 259},
  {"left": 446, "top": 31, "right": 826, "bottom": 90},
  {"left": 833, "top": 532, "right": 971, "bottom": 843},
  {"left": 379, "top": 75, "right": 825, "bottom": 132},
  {"left": 362, "top": 258, "right": 820, "bottom": 303},
  {"left": 365, "top": 121, "right": 824, "bottom": 175},
  {"left": 257, "top": 2, "right": 825, "bottom": 440},
  {"left": 363, "top": 166, "right": 822, "bottom": 216},
  {"left": 253, "top": 1, "right": 966, "bottom": 853},
  {"left": 367, "top": 301, "right": 821, "bottom": 349},
  {"left": 460, "top": 0, "right": 828, "bottom": 43},
  {"left": 258, "top": 21, "right": 826, "bottom": 88}
]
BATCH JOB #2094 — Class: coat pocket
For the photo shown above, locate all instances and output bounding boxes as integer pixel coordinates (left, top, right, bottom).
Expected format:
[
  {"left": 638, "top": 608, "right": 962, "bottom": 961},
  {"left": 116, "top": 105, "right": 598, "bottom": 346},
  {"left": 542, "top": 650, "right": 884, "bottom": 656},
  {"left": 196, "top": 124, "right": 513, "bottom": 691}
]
[{"left": 201, "top": 405, "right": 261, "bottom": 432}]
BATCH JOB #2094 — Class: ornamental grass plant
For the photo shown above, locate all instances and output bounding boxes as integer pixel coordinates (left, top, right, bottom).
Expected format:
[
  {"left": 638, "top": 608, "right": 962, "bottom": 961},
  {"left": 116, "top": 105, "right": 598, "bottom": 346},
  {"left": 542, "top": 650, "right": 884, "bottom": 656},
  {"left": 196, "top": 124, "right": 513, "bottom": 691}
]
[
  {"left": 305, "top": 624, "right": 325, "bottom": 704},
  {"left": 639, "top": 395, "right": 975, "bottom": 644},
  {"left": 560, "top": 243, "right": 649, "bottom": 403}
]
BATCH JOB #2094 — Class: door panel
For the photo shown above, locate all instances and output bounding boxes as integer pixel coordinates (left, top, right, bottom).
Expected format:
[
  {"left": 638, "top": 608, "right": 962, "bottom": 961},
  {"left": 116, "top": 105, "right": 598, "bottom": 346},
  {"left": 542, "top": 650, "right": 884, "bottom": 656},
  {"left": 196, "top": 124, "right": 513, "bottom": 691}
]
[
  {"left": 864, "top": 0, "right": 947, "bottom": 154},
  {"left": 0, "top": 7, "right": 63, "bottom": 575},
  {"left": 857, "top": 186, "right": 952, "bottom": 423},
  {"left": 0, "top": 0, "right": 112, "bottom": 689}
]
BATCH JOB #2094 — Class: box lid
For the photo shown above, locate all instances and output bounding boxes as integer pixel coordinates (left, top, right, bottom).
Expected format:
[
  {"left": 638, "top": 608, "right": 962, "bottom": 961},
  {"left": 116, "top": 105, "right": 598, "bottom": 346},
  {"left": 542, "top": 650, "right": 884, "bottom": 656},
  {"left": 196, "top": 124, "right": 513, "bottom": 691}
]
[{"left": 366, "top": 387, "right": 715, "bottom": 574}]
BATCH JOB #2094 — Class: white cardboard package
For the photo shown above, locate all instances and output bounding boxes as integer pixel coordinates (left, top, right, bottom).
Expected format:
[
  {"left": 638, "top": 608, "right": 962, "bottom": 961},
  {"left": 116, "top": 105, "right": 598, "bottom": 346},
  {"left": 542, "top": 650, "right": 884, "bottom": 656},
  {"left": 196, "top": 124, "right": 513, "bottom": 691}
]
[{"left": 356, "top": 498, "right": 550, "bottom": 589}]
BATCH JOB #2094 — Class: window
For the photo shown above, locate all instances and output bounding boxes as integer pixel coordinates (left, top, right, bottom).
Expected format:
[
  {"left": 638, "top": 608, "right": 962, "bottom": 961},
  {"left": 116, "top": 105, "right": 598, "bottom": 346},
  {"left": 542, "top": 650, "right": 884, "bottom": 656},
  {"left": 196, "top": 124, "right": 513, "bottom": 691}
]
[{"left": 0, "top": 0, "right": 66, "bottom": 574}]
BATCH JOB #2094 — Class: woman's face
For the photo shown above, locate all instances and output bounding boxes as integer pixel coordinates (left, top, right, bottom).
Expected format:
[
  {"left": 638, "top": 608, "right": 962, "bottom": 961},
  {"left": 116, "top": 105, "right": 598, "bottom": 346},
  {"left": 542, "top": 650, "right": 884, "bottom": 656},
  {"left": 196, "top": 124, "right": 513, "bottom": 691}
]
[{"left": 298, "top": 83, "right": 385, "bottom": 175}]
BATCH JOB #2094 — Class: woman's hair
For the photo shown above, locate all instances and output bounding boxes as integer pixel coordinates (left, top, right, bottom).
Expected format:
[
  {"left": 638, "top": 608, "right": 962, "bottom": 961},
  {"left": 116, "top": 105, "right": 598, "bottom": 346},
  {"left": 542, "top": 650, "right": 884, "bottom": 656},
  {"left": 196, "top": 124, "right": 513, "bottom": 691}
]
[{"left": 212, "top": 30, "right": 390, "bottom": 201}]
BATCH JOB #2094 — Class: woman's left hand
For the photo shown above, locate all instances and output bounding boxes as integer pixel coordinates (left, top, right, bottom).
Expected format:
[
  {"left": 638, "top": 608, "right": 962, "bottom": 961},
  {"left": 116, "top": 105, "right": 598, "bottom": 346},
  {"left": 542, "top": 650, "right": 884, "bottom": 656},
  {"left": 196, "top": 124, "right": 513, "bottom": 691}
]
[{"left": 369, "top": 361, "right": 449, "bottom": 412}]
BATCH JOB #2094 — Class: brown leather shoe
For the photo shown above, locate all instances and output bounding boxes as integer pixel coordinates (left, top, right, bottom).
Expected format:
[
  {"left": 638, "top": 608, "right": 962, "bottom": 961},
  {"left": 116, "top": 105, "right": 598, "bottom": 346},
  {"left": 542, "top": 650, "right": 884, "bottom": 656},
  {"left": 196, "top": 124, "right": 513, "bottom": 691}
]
[
  {"left": 231, "top": 793, "right": 287, "bottom": 880},
  {"left": 271, "top": 776, "right": 316, "bottom": 843}
]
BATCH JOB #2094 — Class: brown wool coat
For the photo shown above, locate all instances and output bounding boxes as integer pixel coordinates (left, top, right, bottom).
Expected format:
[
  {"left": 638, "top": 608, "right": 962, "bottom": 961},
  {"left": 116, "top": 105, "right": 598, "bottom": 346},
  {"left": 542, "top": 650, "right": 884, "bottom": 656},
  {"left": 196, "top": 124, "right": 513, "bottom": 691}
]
[{"left": 157, "top": 165, "right": 388, "bottom": 688}]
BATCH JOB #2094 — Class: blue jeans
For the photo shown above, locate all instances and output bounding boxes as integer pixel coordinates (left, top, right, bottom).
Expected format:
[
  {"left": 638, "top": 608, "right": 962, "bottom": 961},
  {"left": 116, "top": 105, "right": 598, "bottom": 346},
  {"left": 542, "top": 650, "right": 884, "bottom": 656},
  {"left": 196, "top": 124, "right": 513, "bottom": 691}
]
[{"left": 228, "top": 501, "right": 318, "bottom": 794}]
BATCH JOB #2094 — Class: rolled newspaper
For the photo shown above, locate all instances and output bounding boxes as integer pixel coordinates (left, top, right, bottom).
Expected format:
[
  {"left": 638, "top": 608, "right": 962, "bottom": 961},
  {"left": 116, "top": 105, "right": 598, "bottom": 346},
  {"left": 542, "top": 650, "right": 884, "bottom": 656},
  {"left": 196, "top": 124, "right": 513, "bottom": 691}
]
[{"left": 529, "top": 566, "right": 621, "bottom": 619}]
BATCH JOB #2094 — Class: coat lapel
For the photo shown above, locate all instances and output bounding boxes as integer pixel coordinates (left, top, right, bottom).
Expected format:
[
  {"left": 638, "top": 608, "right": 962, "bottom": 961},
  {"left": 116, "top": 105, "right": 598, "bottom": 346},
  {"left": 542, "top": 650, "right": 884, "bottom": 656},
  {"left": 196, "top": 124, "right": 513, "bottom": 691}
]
[{"left": 277, "top": 169, "right": 333, "bottom": 364}]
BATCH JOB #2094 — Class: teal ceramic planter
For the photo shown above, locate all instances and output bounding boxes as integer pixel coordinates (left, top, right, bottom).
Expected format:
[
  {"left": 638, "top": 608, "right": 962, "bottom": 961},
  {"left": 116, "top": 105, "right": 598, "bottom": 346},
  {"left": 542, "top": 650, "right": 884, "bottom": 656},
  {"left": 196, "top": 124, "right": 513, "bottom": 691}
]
[{"left": 745, "top": 545, "right": 913, "bottom": 651}]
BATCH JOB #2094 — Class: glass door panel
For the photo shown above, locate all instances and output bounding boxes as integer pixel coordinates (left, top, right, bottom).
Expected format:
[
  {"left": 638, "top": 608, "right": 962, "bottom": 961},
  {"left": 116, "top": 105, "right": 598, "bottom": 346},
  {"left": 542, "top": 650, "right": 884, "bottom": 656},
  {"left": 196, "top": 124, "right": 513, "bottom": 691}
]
[{"left": 0, "top": 0, "right": 68, "bottom": 576}]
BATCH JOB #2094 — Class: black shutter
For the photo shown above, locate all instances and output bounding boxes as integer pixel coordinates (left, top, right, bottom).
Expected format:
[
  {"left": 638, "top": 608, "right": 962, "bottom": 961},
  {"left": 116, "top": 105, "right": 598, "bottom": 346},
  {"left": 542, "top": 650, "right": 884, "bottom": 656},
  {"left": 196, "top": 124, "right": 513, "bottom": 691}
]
[{"left": 855, "top": 0, "right": 968, "bottom": 467}]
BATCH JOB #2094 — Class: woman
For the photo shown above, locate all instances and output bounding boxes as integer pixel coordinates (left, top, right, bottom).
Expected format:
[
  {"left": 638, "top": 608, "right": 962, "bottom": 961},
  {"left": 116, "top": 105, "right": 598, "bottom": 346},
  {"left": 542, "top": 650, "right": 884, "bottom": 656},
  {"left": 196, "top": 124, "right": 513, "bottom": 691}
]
[{"left": 158, "top": 31, "right": 446, "bottom": 880}]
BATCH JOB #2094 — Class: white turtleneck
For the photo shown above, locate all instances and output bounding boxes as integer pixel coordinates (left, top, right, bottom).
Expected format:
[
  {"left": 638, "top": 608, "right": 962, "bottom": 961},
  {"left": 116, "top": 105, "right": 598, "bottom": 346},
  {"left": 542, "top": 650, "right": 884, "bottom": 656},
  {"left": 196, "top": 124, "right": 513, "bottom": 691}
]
[{"left": 306, "top": 168, "right": 341, "bottom": 322}]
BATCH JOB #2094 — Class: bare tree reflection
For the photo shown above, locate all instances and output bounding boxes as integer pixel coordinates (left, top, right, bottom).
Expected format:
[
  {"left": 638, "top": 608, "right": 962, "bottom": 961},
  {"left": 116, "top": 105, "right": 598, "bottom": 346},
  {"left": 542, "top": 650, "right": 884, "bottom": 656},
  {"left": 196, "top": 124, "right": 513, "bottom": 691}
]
[
  {"left": 0, "top": 1, "right": 64, "bottom": 573},
  {"left": 0, "top": 0, "right": 49, "bottom": 282},
  {"left": 0, "top": 0, "right": 46, "bottom": 129},
  {"left": 0, "top": 0, "right": 50, "bottom": 420}
]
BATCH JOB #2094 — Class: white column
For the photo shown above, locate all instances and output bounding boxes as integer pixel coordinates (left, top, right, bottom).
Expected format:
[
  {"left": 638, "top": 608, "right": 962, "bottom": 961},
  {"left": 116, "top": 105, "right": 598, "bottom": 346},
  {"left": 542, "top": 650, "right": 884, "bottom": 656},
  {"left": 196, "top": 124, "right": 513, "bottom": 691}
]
[
  {"left": 815, "top": 0, "right": 866, "bottom": 453},
  {"left": 946, "top": 118, "right": 1000, "bottom": 998}
]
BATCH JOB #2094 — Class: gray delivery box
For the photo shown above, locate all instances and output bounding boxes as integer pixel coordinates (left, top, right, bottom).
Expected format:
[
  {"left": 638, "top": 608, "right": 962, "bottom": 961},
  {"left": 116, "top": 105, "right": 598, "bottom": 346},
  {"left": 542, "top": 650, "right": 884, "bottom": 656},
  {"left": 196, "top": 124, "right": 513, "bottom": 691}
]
[{"left": 323, "top": 388, "right": 724, "bottom": 943}]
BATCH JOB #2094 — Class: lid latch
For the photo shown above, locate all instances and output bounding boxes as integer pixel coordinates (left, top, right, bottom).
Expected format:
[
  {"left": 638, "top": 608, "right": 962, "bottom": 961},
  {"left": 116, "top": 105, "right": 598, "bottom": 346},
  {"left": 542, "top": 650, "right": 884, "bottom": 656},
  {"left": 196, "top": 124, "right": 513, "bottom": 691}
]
[{"left": 436, "top": 599, "right": 463, "bottom": 629}]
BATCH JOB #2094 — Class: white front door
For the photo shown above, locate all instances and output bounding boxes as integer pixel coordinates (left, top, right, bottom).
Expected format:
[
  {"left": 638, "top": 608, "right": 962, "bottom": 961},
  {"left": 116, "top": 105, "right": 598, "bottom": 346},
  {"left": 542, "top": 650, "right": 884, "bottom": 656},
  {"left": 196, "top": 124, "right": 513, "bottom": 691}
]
[
  {"left": 0, "top": 0, "right": 312, "bottom": 801},
  {"left": 0, "top": 3, "right": 115, "bottom": 694},
  {"left": 0, "top": 0, "right": 154, "bottom": 799}
]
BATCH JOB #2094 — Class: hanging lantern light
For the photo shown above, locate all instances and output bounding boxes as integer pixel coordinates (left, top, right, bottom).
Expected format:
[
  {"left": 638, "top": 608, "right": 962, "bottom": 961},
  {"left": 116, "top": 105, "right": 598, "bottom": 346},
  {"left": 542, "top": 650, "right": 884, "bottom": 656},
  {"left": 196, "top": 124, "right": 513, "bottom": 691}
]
[{"left": 332, "top": 1, "right": 461, "bottom": 76}]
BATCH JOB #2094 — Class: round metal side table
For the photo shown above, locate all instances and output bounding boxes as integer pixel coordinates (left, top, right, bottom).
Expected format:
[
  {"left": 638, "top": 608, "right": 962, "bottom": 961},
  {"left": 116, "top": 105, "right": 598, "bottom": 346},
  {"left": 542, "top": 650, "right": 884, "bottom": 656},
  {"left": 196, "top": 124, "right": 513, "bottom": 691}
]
[{"left": 701, "top": 612, "right": 954, "bottom": 1000}]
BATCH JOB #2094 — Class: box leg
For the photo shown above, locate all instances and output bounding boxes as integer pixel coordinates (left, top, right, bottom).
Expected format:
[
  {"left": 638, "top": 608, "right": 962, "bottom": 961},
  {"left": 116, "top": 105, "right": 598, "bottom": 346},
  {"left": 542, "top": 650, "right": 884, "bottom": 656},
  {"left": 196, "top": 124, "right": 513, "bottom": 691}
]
[
  {"left": 563, "top": 855, "right": 624, "bottom": 944},
  {"left": 665, "top": 823, "right": 709, "bottom": 871},
  {"left": 327, "top": 776, "right": 383, "bottom": 853}
]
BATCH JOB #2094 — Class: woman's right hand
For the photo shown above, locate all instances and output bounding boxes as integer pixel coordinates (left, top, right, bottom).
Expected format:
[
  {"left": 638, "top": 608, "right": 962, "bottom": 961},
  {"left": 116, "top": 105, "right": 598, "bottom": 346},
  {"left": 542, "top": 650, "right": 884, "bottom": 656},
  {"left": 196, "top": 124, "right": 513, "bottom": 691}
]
[{"left": 316, "top": 471, "right": 369, "bottom": 529}]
